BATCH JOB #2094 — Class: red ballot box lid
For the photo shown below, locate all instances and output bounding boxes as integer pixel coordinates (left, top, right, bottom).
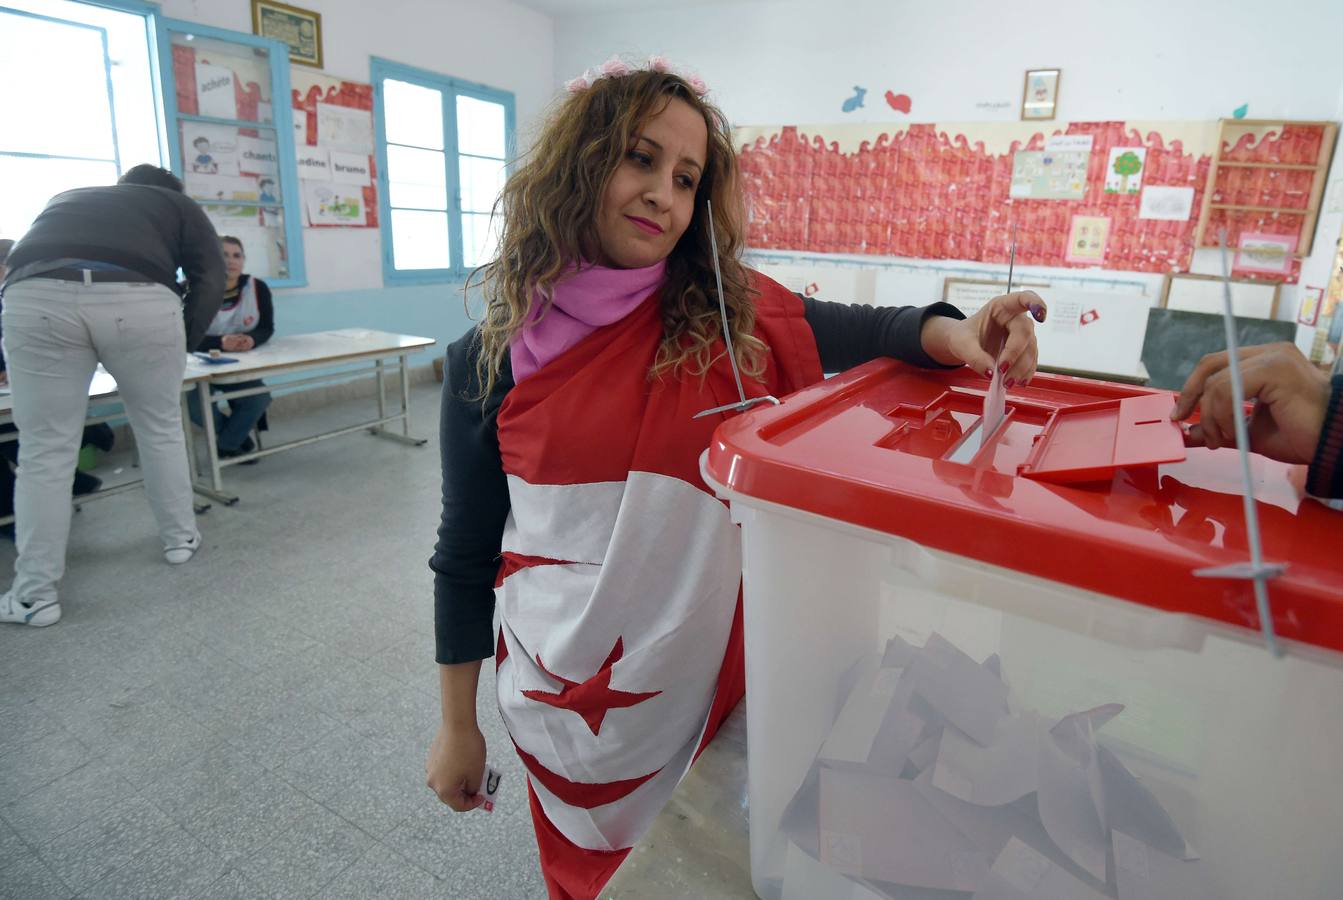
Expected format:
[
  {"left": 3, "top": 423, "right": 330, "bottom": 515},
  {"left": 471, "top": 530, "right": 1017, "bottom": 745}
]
[{"left": 705, "top": 360, "right": 1343, "bottom": 654}]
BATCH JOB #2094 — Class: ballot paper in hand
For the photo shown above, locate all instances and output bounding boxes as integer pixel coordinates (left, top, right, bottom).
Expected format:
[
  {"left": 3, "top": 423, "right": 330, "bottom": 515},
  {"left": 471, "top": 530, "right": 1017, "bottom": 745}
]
[{"left": 982, "top": 363, "right": 1007, "bottom": 444}]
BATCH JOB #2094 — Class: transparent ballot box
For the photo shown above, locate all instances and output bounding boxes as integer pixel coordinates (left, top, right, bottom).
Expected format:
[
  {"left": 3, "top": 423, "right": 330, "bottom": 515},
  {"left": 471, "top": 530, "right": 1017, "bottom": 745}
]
[{"left": 702, "top": 360, "right": 1343, "bottom": 900}]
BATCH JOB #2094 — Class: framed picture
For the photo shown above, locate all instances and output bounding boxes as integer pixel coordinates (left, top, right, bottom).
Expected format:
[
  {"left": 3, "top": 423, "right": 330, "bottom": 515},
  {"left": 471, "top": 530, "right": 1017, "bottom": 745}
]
[
  {"left": 251, "top": 0, "right": 323, "bottom": 68},
  {"left": 1233, "top": 232, "right": 1297, "bottom": 277},
  {"left": 1022, "top": 68, "right": 1060, "bottom": 121},
  {"left": 1065, "top": 214, "right": 1110, "bottom": 265}
]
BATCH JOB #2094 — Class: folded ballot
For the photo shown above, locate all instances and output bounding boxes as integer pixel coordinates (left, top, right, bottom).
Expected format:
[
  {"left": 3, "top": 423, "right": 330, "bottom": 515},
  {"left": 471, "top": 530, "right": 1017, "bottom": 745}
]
[{"left": 781, "top": 632, "right": 1215, "bottom": 899}]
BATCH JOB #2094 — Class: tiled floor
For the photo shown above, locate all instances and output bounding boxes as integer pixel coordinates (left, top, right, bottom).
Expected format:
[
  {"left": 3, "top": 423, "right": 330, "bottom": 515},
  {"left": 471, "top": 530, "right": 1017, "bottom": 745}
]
[{"left": 0, "top": 381, "right": 546, "bottom": 899}]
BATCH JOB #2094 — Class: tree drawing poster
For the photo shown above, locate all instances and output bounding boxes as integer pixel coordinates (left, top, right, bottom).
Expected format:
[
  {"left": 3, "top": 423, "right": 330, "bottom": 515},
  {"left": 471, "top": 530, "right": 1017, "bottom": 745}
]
[{"left": 1105, "top": 147, "right": 1146, "bottom": 194}]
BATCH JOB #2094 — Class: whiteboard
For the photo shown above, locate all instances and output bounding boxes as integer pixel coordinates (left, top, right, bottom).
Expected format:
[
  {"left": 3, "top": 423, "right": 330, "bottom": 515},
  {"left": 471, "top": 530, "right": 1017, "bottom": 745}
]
[
  {"left": 942, "top": 277, "right": 1052, "bottom": 318},
  {"left": 941, "top": 280, "right": 1151, "bottom": 380},
  {"left": 1030, "top": 289, "right": 1152, "bottom": 379},
  {"left": 1161, "top": 273, "right": 1280, "bottom": 320}
]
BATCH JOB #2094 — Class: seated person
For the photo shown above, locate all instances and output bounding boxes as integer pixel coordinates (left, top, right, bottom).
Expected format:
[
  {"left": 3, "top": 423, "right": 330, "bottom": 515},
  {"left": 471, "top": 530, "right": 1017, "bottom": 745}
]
[{"left": 188, "top": 236, "right": 274, "bottom": 458}]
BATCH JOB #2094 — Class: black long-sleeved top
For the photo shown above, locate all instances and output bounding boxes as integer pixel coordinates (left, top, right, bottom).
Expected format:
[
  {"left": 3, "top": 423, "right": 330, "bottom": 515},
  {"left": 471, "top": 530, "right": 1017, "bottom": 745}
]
[
  {"left": 3, "top": 184, "right": 225, "bottom": 349},
  {"left": 429, "top": 298, "right": 964, "bottom": 665},
  {"left": 194, "top": 275, "right": 275, "bottom": 352},
  {"left": 1307, "top": 374, "right": 1343, "bottom": 499}
]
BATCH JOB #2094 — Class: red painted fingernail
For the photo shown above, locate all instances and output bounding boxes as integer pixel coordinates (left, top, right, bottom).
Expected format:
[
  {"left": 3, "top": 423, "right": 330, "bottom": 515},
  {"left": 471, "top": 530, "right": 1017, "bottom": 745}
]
[
  {"left": 1005, "top": 378, "right": 1016, "bottom": 388},
  {"left": 984, "top": 368, "right": 993, "bottom": 379},
  {"left": 998, "top": 361, "right": 1009, "bottom": 374}
]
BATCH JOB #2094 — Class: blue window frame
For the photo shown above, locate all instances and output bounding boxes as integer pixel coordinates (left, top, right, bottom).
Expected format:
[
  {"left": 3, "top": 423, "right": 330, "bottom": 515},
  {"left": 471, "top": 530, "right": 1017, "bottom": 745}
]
[
  {"left": 157, "top": 19, "right": 306, "bottom": 287},
  {"left": 371, "top": 57, "right": 515, "bottom": 285}
]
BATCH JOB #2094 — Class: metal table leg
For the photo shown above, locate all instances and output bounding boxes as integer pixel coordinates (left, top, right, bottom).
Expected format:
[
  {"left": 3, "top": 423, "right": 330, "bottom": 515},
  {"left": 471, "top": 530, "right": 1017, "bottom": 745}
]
[
  {"left": 370, "top": 353, "right": 426, "bottom": 447},
  {"left": 192, "top": 381, "right": 239, "bottom": 505}
]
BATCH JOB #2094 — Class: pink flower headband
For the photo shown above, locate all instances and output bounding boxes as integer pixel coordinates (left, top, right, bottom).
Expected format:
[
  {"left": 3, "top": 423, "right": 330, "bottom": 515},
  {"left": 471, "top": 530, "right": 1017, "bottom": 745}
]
[{"left": 565, "top": 55, "right": 708, "bottom": 97}]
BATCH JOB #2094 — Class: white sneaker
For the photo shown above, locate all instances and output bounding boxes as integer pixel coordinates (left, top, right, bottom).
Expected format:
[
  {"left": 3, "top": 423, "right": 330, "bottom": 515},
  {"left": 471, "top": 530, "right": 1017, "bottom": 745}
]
[
  {"left": 0, "top": 592, "right": 61, "bottom": 627},
  {"left": 164, "top": 532, "right": 201, "bottom": 565}
]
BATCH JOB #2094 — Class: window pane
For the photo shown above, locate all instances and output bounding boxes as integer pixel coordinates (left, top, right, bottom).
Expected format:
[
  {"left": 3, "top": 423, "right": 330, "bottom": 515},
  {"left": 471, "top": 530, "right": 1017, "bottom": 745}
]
[
  {"left": 456, "top": 96, "right": 506, "bottom": 159},
  {"left": 391, "top": 209, "right": 450, "bottom": 270},
  {"left": 387, "top": 144, "right": 447, "bottom": 210},
  {"left": 201, "top": 206, "right": 290, "bottom": 281},
  {"left": 459, "top": 156, "right": 506, "bottom": 214},
  {"left": 1, "top": 12, "right": 116, "bottom": 159},
  {"left": 383, "top": 79, "right": 444, "bottom": 150},
  {"left": 461, "top": 212, "right": 500, "bottom": 269},
  {"left": 0, "top": 155, "right": 118, "bottom": 240},
  {"left": 169, "top": 32, "right": 273, "bottom": 124},
  {"left": 175, "top": 120, "right": 289, "bottom": 279}
]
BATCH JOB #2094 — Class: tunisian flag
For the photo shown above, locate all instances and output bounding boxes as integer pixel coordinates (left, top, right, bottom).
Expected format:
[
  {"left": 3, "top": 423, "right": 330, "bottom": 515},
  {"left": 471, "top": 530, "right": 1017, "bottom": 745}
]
[{"left": 493, "top": 273, "right": 822, "bottom": 898}]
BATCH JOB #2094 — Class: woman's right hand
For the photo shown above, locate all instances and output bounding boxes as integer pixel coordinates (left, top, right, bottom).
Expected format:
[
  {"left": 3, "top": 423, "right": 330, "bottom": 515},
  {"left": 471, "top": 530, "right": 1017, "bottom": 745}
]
[{"left": 426, "top": 721, "right": 487, "bottom": 811}]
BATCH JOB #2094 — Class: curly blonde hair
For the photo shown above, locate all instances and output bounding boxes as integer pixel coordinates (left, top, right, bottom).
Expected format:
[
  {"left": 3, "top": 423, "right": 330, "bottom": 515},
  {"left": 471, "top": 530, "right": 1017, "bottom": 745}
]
[{"left": 467, "top": 69, "right": 765, "bottom": 397}]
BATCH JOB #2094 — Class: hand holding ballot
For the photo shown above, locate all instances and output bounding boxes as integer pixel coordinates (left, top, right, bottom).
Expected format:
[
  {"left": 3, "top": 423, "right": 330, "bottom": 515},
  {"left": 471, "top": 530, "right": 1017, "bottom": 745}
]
[
  {"left": 1172, "top": 342, "right": 1330, "bottom": 465},
  {"left": 922, "top": 291, "right": 1048, "bottom": 388}
]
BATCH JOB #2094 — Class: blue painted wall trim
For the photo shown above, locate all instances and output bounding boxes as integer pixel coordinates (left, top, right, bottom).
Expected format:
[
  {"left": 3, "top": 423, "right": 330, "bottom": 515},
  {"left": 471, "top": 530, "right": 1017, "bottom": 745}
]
[{"left": 270, "top": 283, "right": 473, "bottom": 365}]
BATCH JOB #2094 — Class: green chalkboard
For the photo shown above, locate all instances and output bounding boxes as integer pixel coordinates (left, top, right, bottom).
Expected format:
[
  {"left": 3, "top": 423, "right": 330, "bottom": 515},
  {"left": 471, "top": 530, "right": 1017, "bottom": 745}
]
[{"left": 1141, "top": 308, "right": 1297, "bottom": 392}]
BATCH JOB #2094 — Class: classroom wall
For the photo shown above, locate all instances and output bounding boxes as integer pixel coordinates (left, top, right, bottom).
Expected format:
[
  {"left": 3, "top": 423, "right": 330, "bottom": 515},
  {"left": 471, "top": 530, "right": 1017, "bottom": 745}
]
[
  {"left": 554, "top": 0, "right": 1343, "bottom": 322},
  {"left": 161, "top": 0, "right": 557, "bottom": 353}
]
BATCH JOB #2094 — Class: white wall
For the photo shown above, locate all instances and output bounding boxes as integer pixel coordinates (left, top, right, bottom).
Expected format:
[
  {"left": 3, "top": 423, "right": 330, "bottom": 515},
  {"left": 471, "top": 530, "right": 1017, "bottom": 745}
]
[
  {"left": 554, "top": 0, "right": 1343, "bottom": 323},
  {"left": 554, "top": 0, "right": 1342, "bottom": 127},
  {"left": 162, "top": 0, "right": 555, "bottom": 298}
]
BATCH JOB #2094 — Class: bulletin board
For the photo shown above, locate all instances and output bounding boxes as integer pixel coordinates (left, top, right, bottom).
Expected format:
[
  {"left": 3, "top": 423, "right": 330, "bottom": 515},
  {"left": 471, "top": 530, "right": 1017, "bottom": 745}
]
[
  {"left": 735, "top": 120, "right": 1244, "bottom": 277},
  {"left": 290, "top": 70, "right": 379, "bottom": 228}
]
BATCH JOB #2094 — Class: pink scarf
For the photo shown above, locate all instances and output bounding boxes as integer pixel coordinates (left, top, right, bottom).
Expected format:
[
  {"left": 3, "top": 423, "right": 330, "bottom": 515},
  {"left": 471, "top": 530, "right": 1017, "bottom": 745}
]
[{"left": 509, "top": 260, "right": 667, "bottom": 383}]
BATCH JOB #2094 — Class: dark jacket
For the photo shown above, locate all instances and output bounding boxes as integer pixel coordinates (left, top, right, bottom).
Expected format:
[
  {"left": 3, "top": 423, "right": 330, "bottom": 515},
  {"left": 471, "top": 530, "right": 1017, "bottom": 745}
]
[{"left": 3, "top": 184, "right": 225, "bottom": 349}]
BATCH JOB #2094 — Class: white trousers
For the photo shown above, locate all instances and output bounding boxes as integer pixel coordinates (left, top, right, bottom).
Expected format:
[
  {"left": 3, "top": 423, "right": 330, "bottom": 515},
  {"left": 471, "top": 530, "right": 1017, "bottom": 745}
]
[{"left": 2, "top": 279, "right": 195, "bottom": 606}]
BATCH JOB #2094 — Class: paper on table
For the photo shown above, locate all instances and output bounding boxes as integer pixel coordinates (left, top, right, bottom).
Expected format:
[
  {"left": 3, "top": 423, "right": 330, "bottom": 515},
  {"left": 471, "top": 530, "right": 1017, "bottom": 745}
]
[
  {"left": 972, "top": 838, "right": 1110, "bottom": 900},
  {"left": 819, "top": 767, "right": 991, "bottom": 891},
  {"left": 1097, "top": 746, "right": 1196, "bottom": 860},
  {"left": 1113, "top": 830, "right": 1218, "bottom": 900},
  {"left": 932, "top": 711, "right": 1040, "bottom": 806},
  {"left": 1037, "top": 722, "right": 1109, "bottom": 882},
  {"left": 907, "top": 633, "right": 1009, "bottom": 746}
]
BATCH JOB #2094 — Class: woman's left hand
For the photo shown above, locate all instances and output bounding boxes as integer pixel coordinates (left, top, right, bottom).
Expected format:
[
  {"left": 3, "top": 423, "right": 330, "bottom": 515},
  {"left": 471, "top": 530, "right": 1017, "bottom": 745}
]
[{"left": 927, "top": 291, "right": 1047, "bottom": 387}]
